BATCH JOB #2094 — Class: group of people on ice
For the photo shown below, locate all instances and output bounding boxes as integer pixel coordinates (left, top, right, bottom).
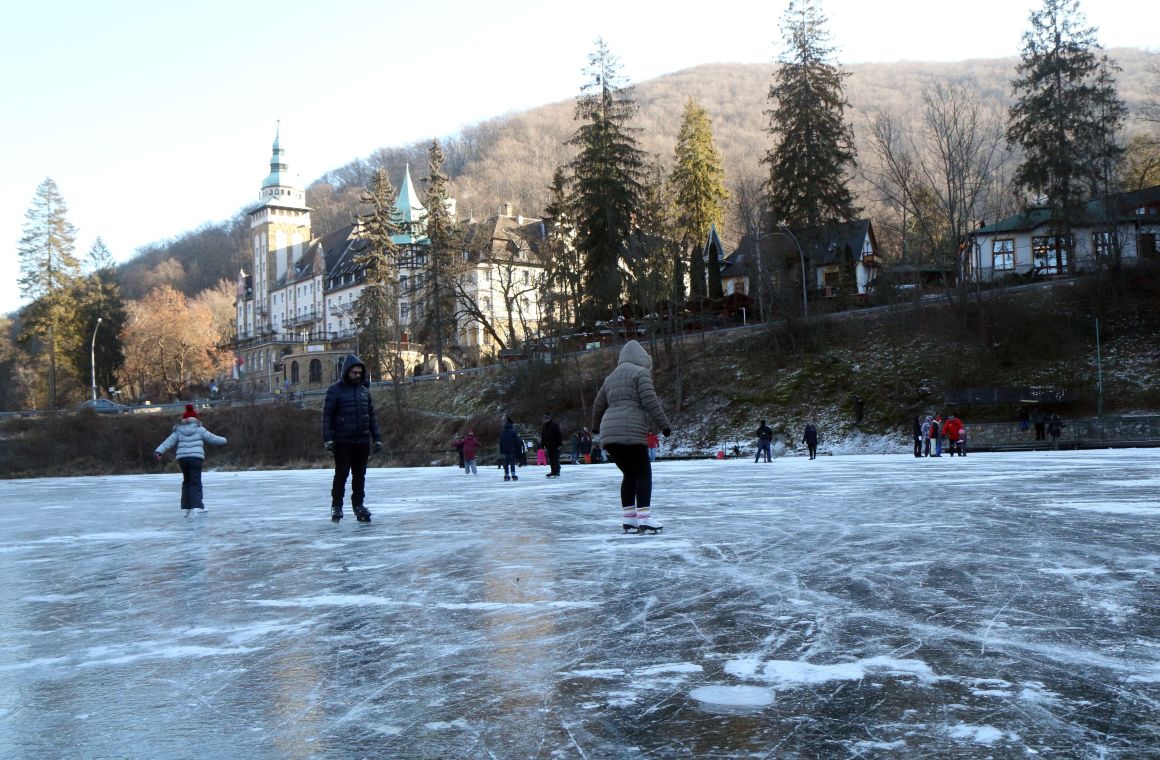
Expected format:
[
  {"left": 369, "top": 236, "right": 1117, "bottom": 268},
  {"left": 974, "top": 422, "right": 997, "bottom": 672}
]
[
  {"left": 913, "top": 413, "right": 967, "bottom": 458},
  {"left": 295, "top": 340, "right": 669, "bottom": 532}
]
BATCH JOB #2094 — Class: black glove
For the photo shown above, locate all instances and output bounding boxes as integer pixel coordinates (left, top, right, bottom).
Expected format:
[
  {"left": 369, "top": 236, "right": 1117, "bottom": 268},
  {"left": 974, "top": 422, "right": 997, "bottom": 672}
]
[
  {"left": 324, "top": 441, "right": 334, "bottom": 452},
  {"left": 662, "top": 427, "right": 671, "bottom": 437},
  {"left": 373, "top": 441, "right": 382, "bottom": 453}
]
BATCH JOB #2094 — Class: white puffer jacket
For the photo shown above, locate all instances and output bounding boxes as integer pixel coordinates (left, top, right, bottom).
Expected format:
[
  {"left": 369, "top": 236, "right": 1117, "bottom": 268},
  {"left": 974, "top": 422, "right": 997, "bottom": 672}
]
[
  {"left": 155, "top": 418, "right": 227, "bottom": 461},
  {"left": 592, "top": 340, "right": 670, "bottom": 446}
]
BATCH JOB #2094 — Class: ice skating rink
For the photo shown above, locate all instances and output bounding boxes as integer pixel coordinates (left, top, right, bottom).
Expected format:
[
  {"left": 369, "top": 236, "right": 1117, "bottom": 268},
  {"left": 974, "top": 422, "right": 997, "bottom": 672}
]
[{"left": 2, "top": 450, "right": 1158, "bottom": 758}]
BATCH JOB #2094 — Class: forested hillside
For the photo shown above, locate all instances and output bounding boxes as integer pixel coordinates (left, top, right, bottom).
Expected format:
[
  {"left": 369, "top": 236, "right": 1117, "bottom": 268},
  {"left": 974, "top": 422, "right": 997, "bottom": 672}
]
[{"left": 119, "top": 49, "right": 1158, "bottom": 300}]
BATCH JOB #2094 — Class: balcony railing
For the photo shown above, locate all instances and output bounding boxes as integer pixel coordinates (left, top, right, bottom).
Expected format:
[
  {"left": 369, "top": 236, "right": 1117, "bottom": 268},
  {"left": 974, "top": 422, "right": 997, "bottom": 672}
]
[{"left": 284, "top": 308, "right": 322, "bottom": 328}]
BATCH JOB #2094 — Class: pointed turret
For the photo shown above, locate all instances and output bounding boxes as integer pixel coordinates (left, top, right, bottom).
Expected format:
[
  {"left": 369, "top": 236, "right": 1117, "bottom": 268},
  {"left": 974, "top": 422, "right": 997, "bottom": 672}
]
[
  {"left": 392, "top": 164, "right": 428, "bottom": 245},
  {"left": 259, "top": 121, "right": 307, "bottom": 210}
]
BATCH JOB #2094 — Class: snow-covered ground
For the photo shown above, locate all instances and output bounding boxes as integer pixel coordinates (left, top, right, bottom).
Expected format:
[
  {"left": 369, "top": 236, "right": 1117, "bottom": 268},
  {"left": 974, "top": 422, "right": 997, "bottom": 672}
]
[{"left": 2, "top": 450, "right": 1158, "bottom": 758}]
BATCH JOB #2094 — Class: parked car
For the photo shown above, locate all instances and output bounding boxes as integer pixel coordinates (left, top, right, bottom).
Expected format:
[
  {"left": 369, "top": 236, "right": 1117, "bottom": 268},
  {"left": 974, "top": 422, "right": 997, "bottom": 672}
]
[{"left": 76, "top": 398, "right": 128, "bottom": 414}]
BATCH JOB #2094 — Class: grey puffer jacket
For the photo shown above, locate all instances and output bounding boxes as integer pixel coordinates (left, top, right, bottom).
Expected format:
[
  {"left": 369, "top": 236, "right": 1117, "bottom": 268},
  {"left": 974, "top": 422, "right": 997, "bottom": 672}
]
[
  {"left": 592, "top": 340, "right": 671, "bottom": 447},
  {"left": 155, "top": 418, "right": 227, "bottom": 461}
]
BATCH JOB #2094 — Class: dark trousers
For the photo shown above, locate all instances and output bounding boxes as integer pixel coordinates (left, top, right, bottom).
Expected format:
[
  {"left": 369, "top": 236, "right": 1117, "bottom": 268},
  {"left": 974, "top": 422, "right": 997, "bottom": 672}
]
[
  {"left": 503, "top": 453, "right": 518, "bottom": 477},
  {"left": 332, "top": 442, "right": 370, "bottom": 509},
  {"left": 913, "top": 436, "right": 922, "bottom": 457},
  {"left": 1035, "top": 423, "right": 1046, "bottom": 440},
  {"left": 604, "top": 443, "right": 652, "bottom": 509},
  {"left": 178, "top": 457, "right": 204, "bottom": 509},
  {"left": 806, "top": 441, "right": 817, "bottom": 459},
  {"left": 755, "top": 440, "right": 771, "bottom": 462},
  {"left": 547, "top": 446, "right": 561, "bottom": 476}
]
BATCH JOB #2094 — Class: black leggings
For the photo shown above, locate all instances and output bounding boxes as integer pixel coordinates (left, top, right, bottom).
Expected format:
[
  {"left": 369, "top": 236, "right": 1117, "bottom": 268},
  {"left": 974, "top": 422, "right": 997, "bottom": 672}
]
[{"left": 604, "top": 443, "right": 653, "bottom": 509}]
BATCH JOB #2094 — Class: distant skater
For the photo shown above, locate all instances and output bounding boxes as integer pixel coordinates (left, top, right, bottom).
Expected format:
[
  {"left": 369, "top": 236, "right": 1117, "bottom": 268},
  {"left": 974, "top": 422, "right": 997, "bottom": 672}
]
[
  {"left": 154, "top": 404, "right": 227, "bottom": 512},
  {"left": 912, "top": 415, "right": 923, "bottom": 457},
  {"left": 500, "top": 417, "right": 522, "bottom": 481},
  {"left": 455, "top": 430, "right": 480, "bottom": 475},
  {"left": 592, "top": 340, "right": 672, "bottom": 533},
  {"left": 1048, "top": 413, "right": 1064, "bottom": 450},
  {"left": 802, "top": 422, "right": 818, "bottom": 460},
  {"left": 755, "top": 419, "right": 773, "bottom": 463},
  {"left": 541, "top": 413, "right": 563, "bottom": 477},
  {"left": 322, "top": 354, "right": 382, "bottom": 523}
]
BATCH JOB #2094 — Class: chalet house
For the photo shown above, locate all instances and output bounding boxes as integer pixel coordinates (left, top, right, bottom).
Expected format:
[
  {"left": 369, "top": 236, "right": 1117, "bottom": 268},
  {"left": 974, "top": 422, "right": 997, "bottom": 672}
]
[
  {"left": 968, "top": 185, "right": 1160, "bottom": 281},
  {"left": 725, "top": 219, "right": 881, "bottom": 303}
]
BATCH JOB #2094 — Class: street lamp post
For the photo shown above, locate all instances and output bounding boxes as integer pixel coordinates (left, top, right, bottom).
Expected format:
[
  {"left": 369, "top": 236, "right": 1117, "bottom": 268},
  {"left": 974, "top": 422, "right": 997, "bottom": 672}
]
[
  {"left": 329, "top": 301, "right": 358, "bottom": 356},
  {"left": 90, "top": 317, "right": 103, "bottom": 401},
  {"left": 755, "top": 226, "right": 810, "bottom": 319},
  {"left": 779, "top": 225, "right": 809, "bottom": 319}
]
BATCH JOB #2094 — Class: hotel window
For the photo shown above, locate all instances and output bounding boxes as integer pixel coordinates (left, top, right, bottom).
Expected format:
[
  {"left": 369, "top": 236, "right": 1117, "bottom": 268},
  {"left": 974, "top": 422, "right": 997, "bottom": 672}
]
[{"left": 992, "top": 239, "right": 1015, "bottom": 270}]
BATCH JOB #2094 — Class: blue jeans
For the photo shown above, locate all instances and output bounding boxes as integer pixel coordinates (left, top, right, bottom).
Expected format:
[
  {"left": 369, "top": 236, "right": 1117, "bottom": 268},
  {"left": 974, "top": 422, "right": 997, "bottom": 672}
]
[{"left": 178, "top": 457, "right": 204, "bottom": 509}]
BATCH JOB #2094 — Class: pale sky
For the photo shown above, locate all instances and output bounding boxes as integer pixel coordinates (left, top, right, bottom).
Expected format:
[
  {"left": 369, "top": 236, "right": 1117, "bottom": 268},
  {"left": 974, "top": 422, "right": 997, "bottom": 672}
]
[{"left": 1, "top": 0, "right": 1155, "bottom": 315}]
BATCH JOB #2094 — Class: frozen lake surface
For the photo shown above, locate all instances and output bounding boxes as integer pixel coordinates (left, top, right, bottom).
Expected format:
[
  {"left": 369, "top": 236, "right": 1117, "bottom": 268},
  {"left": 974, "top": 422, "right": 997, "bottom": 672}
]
[{"left": 2, "top": 450, "right": 1159, "bottom": 758}]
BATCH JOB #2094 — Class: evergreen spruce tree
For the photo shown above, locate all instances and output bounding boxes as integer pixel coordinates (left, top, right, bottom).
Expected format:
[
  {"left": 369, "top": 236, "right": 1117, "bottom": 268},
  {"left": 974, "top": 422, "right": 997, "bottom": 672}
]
[
  {"left": 566, "top": 38, "right": 646, "bottom": 324},
  {"left": 354, "top": 168, "right": 402, "bottom": 384},
  {"left": 542, "top": 167, "right": 584, "bottom": 334},
  {"left": 670, "top": 99, "right": 728, "bottom": 301},
  {"left": 17, "top": 177, "right": 80, "bottom": 408},
  {"left": 627, "top": 160, "right": 677, "bottom": 327},
  {"left": 1007, "top": 0, "right": 1126, "bottom": 272},
  {"left": 419, "top": 138, "right": 461, "bottom": 374},
  {"left": 74, "top": 238, "right": 126, "bottom": 397},
  {"left": 764, "top": 0, "right": 857, "bottom": 231}
]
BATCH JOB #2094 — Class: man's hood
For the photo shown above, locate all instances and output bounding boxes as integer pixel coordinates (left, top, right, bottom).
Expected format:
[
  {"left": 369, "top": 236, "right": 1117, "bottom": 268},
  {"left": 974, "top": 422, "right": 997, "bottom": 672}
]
[
  {"left": 617, "top": 340, "right": 652, "bottom": 370},
  {"left": 340, "top": 354, "right": 368, "bottom": 386}
]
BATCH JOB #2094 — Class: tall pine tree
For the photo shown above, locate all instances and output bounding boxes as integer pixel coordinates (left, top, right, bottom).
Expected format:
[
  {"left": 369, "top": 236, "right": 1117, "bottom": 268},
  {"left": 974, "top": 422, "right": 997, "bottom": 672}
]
[
  {"left": 354, "top": 168, "right": 402, "bottom": 384},
  {"left": 669, "top": 99, "right": 728, "bottom": 301},
  {"left": 1007, "top": 0, "right": 1126, "bottom": 273},
  {"left": 75, "top": 238, "right": 126, "bottom": 398},
  {"left": 419, "top": 139, "right": 461, "bottom": 374},
  {"left": 17, "top": 177, "right": 80, "bottom": 408},
  {"left": 765, "top": 0, "right": 857, "bottom": 231},
  {"left": 567, "top": 38, "right": 646, "bottom": 324}
]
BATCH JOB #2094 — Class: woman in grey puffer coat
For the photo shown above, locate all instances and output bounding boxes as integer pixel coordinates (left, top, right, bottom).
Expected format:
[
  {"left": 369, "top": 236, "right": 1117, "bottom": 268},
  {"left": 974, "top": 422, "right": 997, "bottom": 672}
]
[
  {"left": 154, "top": 404, "right": 228, "bottom": 511},
  {"left": 592, "top": 340, "right": 671, "bottom": 533}
]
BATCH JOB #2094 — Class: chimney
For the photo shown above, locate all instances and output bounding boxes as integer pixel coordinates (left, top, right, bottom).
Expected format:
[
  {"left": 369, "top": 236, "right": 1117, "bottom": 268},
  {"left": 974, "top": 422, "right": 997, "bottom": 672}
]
[{"left": 502, "top": 202, "right": 513, "bottom": 217}]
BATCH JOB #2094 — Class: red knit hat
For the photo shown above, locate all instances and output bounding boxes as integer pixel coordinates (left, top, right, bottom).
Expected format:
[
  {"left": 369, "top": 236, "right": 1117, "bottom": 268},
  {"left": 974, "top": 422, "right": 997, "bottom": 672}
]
[{"left": 182, "top": 404, "right": 199, "bottom": 419}]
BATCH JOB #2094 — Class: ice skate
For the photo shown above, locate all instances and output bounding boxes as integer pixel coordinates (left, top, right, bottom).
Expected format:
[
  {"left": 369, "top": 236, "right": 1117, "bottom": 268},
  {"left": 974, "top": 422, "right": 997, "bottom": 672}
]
[
  {"left": 636, "top": 509, "right": 663, "bottom": 534},
  {"left": 353, "top": 506, "right": 372, "bottom": 523},
  {"left": 622, "top": 509, "right": 638, "bottom": 533},
  {"left": 330, "top": 506, "right": 343, "bottom": 523},
  {"left": 511, "top": 474, "right": 518, "bottom": 481}
]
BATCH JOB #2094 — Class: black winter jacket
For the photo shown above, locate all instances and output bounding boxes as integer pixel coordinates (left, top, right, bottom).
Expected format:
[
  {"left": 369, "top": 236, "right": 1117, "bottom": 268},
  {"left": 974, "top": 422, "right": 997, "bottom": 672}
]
[
  {"left": 500, "top": 421, "right": 523, "bottom": 455},
  {"left": 322, "top": 355, "right": 382, "bottom": 445},
  {"left": 540, "top": 419, "right": 563, "bottom": 450}
]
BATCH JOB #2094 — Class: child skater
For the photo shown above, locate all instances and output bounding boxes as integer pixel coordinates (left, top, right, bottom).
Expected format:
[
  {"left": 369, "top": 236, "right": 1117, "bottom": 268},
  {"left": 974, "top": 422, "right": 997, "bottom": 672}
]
[{"left": 154, "top": 404, "right": 227, "bottom": 512}]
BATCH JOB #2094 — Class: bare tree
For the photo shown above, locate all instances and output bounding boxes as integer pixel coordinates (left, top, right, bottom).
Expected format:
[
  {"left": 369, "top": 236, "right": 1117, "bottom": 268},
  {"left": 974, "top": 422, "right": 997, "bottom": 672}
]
[{"left": 864, "top": 82, "right": 1011, "bottom": 285}]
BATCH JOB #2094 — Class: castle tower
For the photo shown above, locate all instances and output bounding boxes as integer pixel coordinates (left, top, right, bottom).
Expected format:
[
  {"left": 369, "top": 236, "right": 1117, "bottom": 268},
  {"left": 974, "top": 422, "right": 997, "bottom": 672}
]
[{"left": 240, "top": 123, "right": 312, "bottom": 338}]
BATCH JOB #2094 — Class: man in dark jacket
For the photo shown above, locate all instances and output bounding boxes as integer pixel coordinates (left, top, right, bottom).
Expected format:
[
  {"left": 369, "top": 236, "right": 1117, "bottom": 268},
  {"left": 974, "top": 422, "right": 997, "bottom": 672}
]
[
  {"left": 802, "top": 423, "right": 818, "bottom": 460},
  {"left": 755, "top": 419, "right": 773, "bottom": 463},
  {"left": 500, "top": 417, "right": 522, "bottom": 481},
  {"left": 322, "top": 355, "right": 382, "bottom": 523},
  {"left": 541, "top": 413, "right": 563, "bottom": 478}
]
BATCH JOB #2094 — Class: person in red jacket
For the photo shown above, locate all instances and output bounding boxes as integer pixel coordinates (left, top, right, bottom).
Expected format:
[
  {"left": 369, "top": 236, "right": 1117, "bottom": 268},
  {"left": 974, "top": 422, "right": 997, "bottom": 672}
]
[
  {"left": 455, "top": 430, "right": 480, "bottom": 475},
  {"left": 646, "top": 429, "right": 660, "bottom": 462},
  {"left": 943, "top": 415, "right": 963, "bottom": 456}
]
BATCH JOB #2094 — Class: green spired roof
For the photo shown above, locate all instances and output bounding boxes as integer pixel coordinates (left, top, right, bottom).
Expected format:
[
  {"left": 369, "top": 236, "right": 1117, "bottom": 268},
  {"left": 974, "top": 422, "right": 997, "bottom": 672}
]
[
  {"left": 261, "top": 121, "right": 292, "bottom": 190},
  {"left": 391, "top": 164, "right": 428, "bottom": 246}
]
